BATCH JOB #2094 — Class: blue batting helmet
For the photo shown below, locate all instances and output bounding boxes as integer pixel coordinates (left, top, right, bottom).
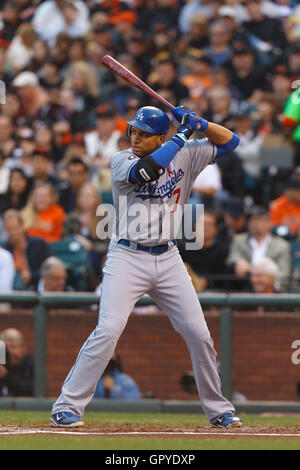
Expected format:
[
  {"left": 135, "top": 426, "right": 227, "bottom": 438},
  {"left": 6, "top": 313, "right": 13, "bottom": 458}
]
[{"left": 126, "top": 106, "right": 170, "bottom": 136}]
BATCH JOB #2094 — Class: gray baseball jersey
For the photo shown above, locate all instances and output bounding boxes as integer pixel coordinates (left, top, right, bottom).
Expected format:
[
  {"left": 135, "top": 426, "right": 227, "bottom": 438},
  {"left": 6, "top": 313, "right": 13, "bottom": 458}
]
[
  {"left": 52, "top": 137, "right": 235, "bottom": 424},
  {"left": 111, "top": 138, "right": 216, "bottom": 245}
]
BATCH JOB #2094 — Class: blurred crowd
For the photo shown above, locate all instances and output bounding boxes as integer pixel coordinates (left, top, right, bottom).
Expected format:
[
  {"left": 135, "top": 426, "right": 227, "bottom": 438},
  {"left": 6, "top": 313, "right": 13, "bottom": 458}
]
[{"left": 0, "top": 0, "right": 300, "bottom": 295}]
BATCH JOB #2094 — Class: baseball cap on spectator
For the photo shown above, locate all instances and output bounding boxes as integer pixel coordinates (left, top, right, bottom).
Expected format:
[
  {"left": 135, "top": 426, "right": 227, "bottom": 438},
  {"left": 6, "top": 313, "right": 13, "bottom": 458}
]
[
  {"left": 109, "top": 11, "right": 137, "bottom": 26},
  {"left": 96, "top": 104, "right": 118, "bottom": 119},
  {"left": 218, "top": 6, "right": 237, "bottom": 19},
  {"left": 248, "top": 206, "right": 269, "bottom": 218},
  {"left": 187, "top": 49, "right": 212, "bottom": 66},
  {"left": 18, "top": 128, "right": 35, "bottom": 141},
  {"left": 12, "top": 71, "right": 39, "bottom": 88},
  {"left": 232, "top": 40, "right": 253, "bottom": 56},
  {"left": 224, "top": 198, "right": 245, "bottom": 218}
]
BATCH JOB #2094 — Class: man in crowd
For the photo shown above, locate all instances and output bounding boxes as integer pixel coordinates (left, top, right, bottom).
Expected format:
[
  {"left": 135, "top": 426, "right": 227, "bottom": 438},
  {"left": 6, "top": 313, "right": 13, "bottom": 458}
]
[
  {"left": 0, "top": 328, "right": 34, "bottom": 397},
  {"left": 250, "top": 257, "right": 279, "bottom": 294},
  {"left": 270, "top": 178, "right": 300, "bottom": 237},
  {"left": 36, "top": 256, "right": 71, "bottom": 293},
  {"left": 227, "top": 206, "right": 291, "bottom": 290},
  {"left": 58, "top": 157, "right": 89, "bottom": 213}
]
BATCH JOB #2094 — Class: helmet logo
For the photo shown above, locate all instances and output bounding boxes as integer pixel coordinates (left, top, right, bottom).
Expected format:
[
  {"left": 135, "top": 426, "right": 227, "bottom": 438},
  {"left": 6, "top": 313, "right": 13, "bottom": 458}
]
[{"left": 136, "top": 109, "right": 144, "bottom": 121}]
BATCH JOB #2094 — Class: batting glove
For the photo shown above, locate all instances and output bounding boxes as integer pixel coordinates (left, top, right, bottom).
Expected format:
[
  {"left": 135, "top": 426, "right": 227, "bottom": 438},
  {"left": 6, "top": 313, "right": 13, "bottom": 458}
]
[
  {"left": 171, "top": 113, "right": 198, "bottom": 149},
  {"left": 171, "top": 106, "right": 195, "bottom": 123}
]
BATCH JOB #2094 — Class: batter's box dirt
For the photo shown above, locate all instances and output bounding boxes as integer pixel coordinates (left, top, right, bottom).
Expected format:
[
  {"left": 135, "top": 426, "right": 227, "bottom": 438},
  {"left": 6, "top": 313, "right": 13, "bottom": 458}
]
[{"left": 1, "top": 425, "right": 300, "bottom": 438}]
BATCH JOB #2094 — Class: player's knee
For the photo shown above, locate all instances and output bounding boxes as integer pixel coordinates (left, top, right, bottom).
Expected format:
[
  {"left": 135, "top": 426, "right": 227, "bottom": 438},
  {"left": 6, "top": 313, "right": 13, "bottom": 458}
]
[{"left": 178, "top": 322, "right": 212, "bottom": 343}]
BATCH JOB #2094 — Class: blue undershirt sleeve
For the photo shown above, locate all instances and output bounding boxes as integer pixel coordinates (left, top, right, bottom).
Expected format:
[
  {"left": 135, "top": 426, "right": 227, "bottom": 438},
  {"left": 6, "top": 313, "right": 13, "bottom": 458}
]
[
  {"left": 215, "top": 133, "right": 240, "bottom": 158},
  {"left": 129, "top": 140, "right": 181, "bottom": 183}
]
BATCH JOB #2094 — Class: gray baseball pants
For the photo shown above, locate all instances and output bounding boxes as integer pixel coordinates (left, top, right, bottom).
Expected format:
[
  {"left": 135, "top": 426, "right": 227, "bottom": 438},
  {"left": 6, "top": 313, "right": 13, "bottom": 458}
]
[{"left": 52, "top": 242, "right": 235, "bottom": 423}]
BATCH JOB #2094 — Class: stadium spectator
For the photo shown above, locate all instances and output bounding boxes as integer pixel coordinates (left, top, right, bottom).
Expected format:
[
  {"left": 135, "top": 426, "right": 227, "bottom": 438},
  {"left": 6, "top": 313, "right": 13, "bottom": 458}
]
[
  {"left": 190, "top": 162, "right": 223, "bottom": 209},
  {"left": 33, "top": 123, "right": 54, "bottom": 155},
  {"left": 6, "top": 22, "right": 37, "bottom": 72},
  {"left": 255, "top": 95, "right": 283, "bottom": 136},
  {"left": 1, "top": 1, "right": 21, "bottom": 43},
  {"left": 3, "top": 209, "right": 52, "bottom": 290},
  {"left": 0, "top": 168, "right": 32, "bottom": 215},
  {"left": 64, "top": 182, "right": 111, "bottom": 287},
  {"left": 282, "top": 85, "right": 300, "bottom": 166},
  {"left": 0, "top": 328, "right": 34, "bottom": 397},
  {"left": 62, "top": 60, "right": 99, "bottom": 115},
  {"left": 22, "top": 183, "right": 66, "bottom": 243},
  {"left": 150, "top": 58, "right": 189, "bottom": 106},
  {"left": 31, "top": 151, "right": 57, "bottom": 187},
  {"left": 223, "top": 197, "right": 248, "bottom": 237},
  {"left": 58, "top": 157, "right": 89, "bottom": 213},
  {"left": 179, "top": 210, "right": 230, "bottom": 292},
  {"left": 250, "top": 257, "right": 280, "bottom": 293},
  {"left": 270, "top": 178, "right": 300, "bottom": 237},
  {"left": 0, "top": 114, "right": 17, "bottom": 159},
  {"left": 0, "top": 149, "right": 10, "bottom": 195},
  {"left": 36, "top": 256, "right": 71, "bottom": 293},
  {"left": 180, "top": 52, "right": 213, "bottom": 101},
  {"left": 204, "top": 20, "right": 233, "bottom": 67},
  {"left": 178, "top": 0, "right": 213, "bottom": 34},
  {"left": 93, "top": 351, "right": 141, "bottom": 400},
  {"left": 84, "top": 104, "right": 121, "bottom": 169},
  {"left": 33, "top": 0, "right": 90, "bottom": 46},
  {"left": 242, "top": 0, "right": 287, "bottom": 52},
  {"left": 233, "top": 109, "right": 263, "bottom": 201},
  {"left": 227, "top": 206, "right": 291, "bottom": 289},
  {"left": 12, "top": 71, "right": 48, "bottom": 119},
  {"left": 206, "top": 85, "right": 236, "bottom": 128},
  {"left": 230, "top": 40, "right": 268, "bottom": 101},
  {"left": 4, "top": 127, "right": 36, "bottom": 177},
  {"left": 0, "top": 246, "right": 15, "bottom": 292}
]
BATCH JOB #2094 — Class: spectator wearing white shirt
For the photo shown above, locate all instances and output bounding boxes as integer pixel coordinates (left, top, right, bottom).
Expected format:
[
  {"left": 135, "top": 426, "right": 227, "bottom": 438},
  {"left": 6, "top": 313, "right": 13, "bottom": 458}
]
[
  {"left": 6, "top": 23, "right": 37, "bottom": 72},
  {"left": 190, "top": 162, "right": 223, "bottom": 210},
  {"left": 85, "top": 104, "right": 121, "bottom": 169},
  {"left": 33, "top": 0, "right": 90, "bottom": 46},
  {"left": 0, "top": 247, "right": 15, "bottom": 292}
]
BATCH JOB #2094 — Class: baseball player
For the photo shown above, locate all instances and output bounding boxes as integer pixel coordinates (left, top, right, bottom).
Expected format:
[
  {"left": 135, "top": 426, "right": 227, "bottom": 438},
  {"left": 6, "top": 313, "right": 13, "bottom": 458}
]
[{"left": 51, "top": 106, "right": 242, "bottom": 429}]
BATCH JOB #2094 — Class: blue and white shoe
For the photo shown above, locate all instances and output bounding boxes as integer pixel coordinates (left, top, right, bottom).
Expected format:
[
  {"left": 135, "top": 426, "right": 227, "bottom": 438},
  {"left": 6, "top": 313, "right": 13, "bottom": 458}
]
[
  {"left": 211, "top": 412, "right": 242, "bottom": 429},
  {"left": 51, "top": 412, "right": 84, "bottom": 427}
]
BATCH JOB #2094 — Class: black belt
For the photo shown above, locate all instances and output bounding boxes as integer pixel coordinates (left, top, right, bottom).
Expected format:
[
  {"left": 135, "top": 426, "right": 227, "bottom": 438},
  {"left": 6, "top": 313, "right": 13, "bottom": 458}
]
[{"left": 118, "top": 239, "right": 176, "bottom": 255}]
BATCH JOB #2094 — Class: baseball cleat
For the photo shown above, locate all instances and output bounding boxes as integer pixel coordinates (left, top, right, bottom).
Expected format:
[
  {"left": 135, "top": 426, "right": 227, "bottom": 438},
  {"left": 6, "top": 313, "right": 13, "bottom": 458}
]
[
  {"left": 211, "top": 412, "right": 242, "bottom": 429},
  {"left": 51, "top": 412, "right": 84, "bottom": 427}
]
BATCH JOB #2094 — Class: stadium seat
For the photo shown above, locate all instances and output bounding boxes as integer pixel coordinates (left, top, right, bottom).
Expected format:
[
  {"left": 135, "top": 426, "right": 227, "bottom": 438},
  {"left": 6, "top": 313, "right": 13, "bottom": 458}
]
[
  {"left": 49, "top": 239, "right": 88, "bottom": 291},
  {"left": 101, "top": 192, "right": 114, "bottom": 205}
]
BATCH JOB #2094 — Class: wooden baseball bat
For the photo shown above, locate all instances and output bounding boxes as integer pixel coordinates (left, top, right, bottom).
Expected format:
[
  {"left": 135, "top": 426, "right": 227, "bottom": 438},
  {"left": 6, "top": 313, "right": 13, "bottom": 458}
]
[{"left": 101, "top": 55, "right": 175, "bottom": 112}]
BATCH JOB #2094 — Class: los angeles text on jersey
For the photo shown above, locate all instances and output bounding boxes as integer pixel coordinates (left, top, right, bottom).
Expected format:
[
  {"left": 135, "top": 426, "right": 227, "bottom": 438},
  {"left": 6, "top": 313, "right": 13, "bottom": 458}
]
[{"left": 134, "top": 168, "right": 184, "bottom": 200}]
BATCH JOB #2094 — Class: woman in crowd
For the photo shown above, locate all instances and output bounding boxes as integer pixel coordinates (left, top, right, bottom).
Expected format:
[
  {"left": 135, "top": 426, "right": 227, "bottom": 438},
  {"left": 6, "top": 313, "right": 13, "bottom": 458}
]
[
  {"left": 22, "top": 183, "right": 65, "bottom": 242},
  {"left": 0, "top": 167, "right": 32, "bottom": 215}
]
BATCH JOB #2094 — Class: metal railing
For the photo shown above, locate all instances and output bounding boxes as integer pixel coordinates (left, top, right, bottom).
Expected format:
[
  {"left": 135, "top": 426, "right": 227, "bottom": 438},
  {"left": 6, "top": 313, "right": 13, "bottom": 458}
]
[{"left": 1, "top": 292, "right": 300, "bottom": 400}]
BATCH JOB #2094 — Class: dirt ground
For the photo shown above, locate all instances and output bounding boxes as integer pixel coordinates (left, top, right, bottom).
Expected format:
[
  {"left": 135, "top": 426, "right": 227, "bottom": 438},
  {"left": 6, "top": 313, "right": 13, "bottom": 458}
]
[{"left": 1, "top": 424, "right": 300, "bottom": 439}]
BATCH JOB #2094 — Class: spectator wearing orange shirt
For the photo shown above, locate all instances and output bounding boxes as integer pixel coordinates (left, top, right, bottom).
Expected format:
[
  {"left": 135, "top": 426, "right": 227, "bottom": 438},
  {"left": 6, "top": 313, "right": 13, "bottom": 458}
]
[
  {"left": 270, "top": 178, "right": 300, "bottom": 237},
  {"left": 22, "top": 183, "right": 66, "bottom": 243},
  {"left": 181, "top": 52, "right": 213, "bottom": 101}
]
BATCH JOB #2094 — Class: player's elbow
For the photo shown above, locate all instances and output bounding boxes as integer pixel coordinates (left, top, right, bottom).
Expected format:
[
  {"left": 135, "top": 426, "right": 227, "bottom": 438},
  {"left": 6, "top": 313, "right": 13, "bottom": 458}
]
[{"left": 216, "top": 133, "right": 240, "bottom": 158}]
